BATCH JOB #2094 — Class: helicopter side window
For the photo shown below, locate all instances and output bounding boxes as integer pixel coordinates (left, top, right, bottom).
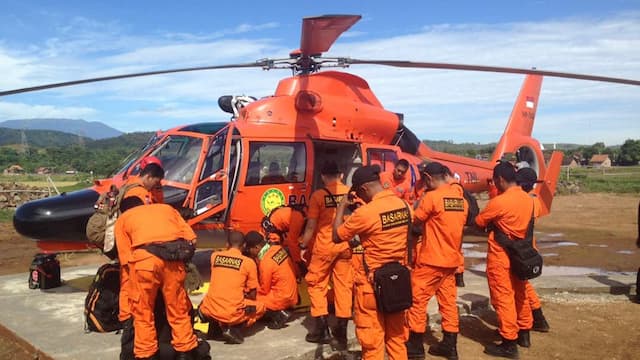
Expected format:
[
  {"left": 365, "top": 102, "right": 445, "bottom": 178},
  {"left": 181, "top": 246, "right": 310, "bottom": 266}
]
[
  {"left": 366, "top": 148, "right": 398, "bottom": 172},
  {"left": 245, "top": 142, "right": 306, "bottom": 186},
  {"left": 200, "top": 130, "right": 227, "bottom": 181}
]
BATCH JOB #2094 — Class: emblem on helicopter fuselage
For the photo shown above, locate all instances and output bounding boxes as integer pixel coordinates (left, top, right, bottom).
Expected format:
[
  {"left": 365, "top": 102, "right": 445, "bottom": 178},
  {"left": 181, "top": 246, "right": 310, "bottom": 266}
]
[{"left": 261, "top": 188, "right": 286, "bottom": 215}]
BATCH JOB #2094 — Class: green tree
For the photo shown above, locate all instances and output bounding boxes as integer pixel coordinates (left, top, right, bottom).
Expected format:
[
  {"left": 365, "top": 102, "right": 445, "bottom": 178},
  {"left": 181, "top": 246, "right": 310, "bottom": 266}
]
[{"left": 618, "top": 139, "right": 640, "bottom": 166}]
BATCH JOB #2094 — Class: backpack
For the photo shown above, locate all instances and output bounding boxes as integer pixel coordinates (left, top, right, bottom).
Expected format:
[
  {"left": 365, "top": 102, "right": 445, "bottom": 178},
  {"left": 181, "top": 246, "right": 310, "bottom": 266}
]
[
  {"left": 86, "top": 182, "right": 142, "bottom": 259},
  {"left": 452, "top": 183, "right": 479, "bottom": 226},
  {"left": 84, "top": 263, "right": 122, "bottom": 333}
]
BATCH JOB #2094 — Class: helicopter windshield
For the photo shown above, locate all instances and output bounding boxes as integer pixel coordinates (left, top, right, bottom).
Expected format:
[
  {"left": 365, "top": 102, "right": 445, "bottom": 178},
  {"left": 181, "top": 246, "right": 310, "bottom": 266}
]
[
  {"left": 149, "top": 135, "right": 204, "bottom": 184},
  {"left": 111, "top": 132, "right": 161, "bottom": 176}
]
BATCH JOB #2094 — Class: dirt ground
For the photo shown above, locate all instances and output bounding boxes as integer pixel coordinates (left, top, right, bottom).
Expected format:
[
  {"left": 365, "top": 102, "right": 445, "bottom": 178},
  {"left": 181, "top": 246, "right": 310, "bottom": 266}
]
[{"left": 0, "top": 192, "right": 639, "bottom": 359}]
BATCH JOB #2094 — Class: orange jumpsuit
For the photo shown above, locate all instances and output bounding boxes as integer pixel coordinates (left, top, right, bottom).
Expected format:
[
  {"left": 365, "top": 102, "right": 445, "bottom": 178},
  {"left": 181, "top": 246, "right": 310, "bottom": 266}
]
[
  {"left": 475, "top": 186, "right": 534, "bottom": 340},
  {"left": 256, "top": 243, "right": 298, "bottom": 311},
  {"left": 380, "top": 171, "right": 414, "bottom": 203},
  {"left": 305, "top": 181, "right": 353, "bottom": 318},
  {"left": 118, "top": 204, "right": 198, "bottom": 358},
  {"left": 200, "top": 248, "right": 266, "bottom": 326},
  {"left": 336, "top": 190, "right": 412, "bottom": 360},
  {"left": 268, "top": 207, "right": 306, "bottom": 267},
  {"left": 116, "top": 179, "right": 160, "bottom": 323},
  {"left": 408, "top": 183, "right": 468, "bottom": 334}
]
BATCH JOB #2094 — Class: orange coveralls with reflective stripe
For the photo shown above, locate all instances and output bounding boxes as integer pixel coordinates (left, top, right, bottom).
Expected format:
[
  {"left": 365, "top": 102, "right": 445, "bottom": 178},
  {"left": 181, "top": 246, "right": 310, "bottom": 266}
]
[
  {"left": 117, "top": 203, "right": 197, "bottom": 358},
  {"left": 256, "top": 244, "right": 298, "bottom": 310},
  {"left": 380, "top": 171, "right": 414, "bottom": 203},
  {"left": 408, "top": 183, "right": 468, "bottom": 334},
  {"left": 305, "top": 181, "right": 353, "bottom": 318},
  {"left": 200, "top": 248, "right": 266, "bottom": 326},
  {"left": 475, "top": 186, "right": 534, "bottom": 340},
  {"left": 116, "top": 179, "right": 161, "bottom": 323},
  {"left": 269, "top": 207, "right": 306, "bottom": 267},
  {"left": 336, "top": 190, "right": 412, "bottom": 360}
]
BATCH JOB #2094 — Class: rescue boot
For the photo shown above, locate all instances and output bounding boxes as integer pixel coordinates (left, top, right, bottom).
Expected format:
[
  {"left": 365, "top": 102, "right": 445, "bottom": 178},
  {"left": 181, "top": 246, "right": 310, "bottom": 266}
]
[
  {"left": 531, "top": 308, "right": 550, "bottom": 332},
  {"left": 484, "top": 337, "right": 519, "bottom": 359},
  {"left": 206, "top": 320, "right": 224, "bottom": 341},
  {"left": 517, "top": 330, "right": 531, "bottom": 348},
  {"left": 405, "top": 331, "right": 425, "bottom": 359},
  {"left": 305, "top": 316, "right": 331, "bottom": 344},
  {"left": 265, "top": 310, "right": 291, "bottom": 330},
  {"left": 428, "top": 331, "right": 458, "bottom": 360},
  {"left": 455, "top": 272, "right": 465, "bottom": 287},
  {"left": 175, "top": 351, "right": 194, "bottom": 360},
  {"left": 330, "top": 317, "right": 349, "bottom": 351},
  {"left": 221, "top": 323, "right": 244, "bottom": 344},
  {"left": 134, "top": 355, "right": 158, "bottom": 360}
]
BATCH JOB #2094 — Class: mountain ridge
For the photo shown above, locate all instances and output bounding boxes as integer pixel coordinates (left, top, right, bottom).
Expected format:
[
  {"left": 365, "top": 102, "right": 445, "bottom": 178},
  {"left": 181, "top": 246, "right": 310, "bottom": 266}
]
[{"left": 0, "top": 118, "right": 123, "bottom": 140}]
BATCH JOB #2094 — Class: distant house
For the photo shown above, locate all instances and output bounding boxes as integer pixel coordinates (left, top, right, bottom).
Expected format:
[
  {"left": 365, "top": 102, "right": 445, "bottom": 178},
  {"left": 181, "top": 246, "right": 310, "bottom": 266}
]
[
  {"left": 589, "top": 154, "right": 612, "bottom": 168},
  {"left": 65, "top": 170, "right": 78, "bottom": 174},
  {"left": 36, "top": 167, "right": 52, "bottom": 175},
  {"left": 562, "top": 153, "right": 581, "bottom": 168},
  {"left": 3, "top": 164, "right": 25, "bottom": 175}
]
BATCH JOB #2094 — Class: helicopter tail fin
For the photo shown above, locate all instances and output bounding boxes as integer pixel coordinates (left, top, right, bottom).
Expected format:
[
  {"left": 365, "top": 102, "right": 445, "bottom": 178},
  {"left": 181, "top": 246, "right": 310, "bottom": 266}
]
[
  {"left": 533, "top": 150, "right": 563, "bottom": 216},
  {"left": 490, "top": 74, "right": 543, "bottom": 164}
]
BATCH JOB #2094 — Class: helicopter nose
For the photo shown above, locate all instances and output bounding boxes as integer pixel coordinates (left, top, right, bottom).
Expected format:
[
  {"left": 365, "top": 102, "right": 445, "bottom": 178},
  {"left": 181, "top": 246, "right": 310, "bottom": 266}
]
[{"left": 13, "top": 189, "right": 99, "bottom": 242}]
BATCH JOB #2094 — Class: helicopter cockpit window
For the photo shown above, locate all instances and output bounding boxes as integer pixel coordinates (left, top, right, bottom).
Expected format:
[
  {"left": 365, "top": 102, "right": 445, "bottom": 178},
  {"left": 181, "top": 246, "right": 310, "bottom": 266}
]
[
  {"left": 366, "top": 148, "right": 398, "bottom": 172},
  {"left": 151, "top": 136, "right": 203, "bottom": 184},
  {"left": 245, "top": 142, "right": 306, "bottom": 185}
]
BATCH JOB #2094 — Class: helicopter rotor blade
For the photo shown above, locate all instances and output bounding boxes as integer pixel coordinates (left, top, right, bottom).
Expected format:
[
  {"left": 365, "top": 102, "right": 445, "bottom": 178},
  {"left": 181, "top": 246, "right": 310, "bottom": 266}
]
[
  {"left": 0, "top": 62, "right": 266, "bottom": 97},
  {"left": 299, "top": 15, "right": 361, "bottom": 56},
  {"left": 348, "top": 59, "right": 640, "bottom": 86}
]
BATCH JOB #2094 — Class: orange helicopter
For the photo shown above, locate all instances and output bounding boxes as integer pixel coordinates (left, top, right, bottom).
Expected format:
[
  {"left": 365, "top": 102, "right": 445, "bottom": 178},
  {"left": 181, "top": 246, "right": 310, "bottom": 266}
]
[{"left": 4, "top": 14, "right": 639, "bottom": 253}]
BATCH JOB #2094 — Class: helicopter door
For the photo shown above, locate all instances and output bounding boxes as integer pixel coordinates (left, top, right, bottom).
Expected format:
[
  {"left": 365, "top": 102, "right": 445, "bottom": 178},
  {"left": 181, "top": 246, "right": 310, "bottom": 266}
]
[
  {"left": 186, "top": 127, "right": 232, "bottom": 248},
  {"left": 228, "top": 140, "right": 310, "bottom": 232},
  {"left": 312, "top": 141, "right": 362, "bottom": 191}
]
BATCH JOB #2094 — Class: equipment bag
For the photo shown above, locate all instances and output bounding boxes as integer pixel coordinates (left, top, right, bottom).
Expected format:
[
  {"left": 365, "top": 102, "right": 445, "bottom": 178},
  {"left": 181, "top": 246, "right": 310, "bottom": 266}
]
[
  {"left": 28, "top": 253, "right": 61, "bottom": 290},
  {"left": 452, "top": 183, "right": 479, "bottom": 226},
  {"left": 493, "top": 205, "right": 543, "bottom": 280},
  {"left": 84, "top": 263, "right": 122, "bottom": 333},
  {"left": 364, "top": 201, "right": 413, "bottom": 313},
  {"left": 373, "top": 261, "right": 413, "bottom": 313},
  {"left": 86, "top": 183, "right": 142, "bottom": 260},
  {"left": 141, "top": 239, "right": 195, "bottom": 262}
]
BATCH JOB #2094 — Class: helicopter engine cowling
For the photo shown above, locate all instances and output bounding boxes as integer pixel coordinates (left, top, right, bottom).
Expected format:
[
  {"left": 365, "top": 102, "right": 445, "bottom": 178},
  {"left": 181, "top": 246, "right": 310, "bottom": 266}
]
[{"left": 13, "top": 188, "right": 99, "bottom": 243}]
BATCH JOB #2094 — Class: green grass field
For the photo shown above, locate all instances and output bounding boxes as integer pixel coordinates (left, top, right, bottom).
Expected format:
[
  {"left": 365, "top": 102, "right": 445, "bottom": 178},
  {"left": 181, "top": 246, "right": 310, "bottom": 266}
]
[{"left": 559, "top": 165, "right": 640, "bottom": 193}]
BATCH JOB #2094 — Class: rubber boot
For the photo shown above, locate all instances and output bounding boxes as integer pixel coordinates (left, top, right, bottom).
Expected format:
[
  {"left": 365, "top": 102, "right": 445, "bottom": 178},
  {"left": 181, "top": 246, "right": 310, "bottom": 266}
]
[
  {"left": 175, "top": 351, "right": 193, "bottom": 360},
  {"left": 531, "top": 308, "right": 550, "bottom": 332},
  {"left": 135, "top": 354, "right": 158, "bottom": 360},
  {"left": 330, "top": 318, "right": 349, "bottom": 351},
  {"left": 221, "top": 323, "right": 244, "bottom": 344},
  {"left": 405, "top": 331, "right": 425, "bottom": 359},
  {"left": 305, "top": 316, "right": 331, "bottom": 344},
  {"left": 455, "top": 272, "right": 465, "bottom": 287},
  {"left": 635, "top": 267, "right": 640, "bottom": 304},
  {"left": 428, "top": 331, "right": 459, "bottom": 360},
  {"left": 484, "top": 337, "right": 519, "bottom": 359},
  {"left": 265, "top": 310, "right": 291, "bottom": 329},
  {"left": 517, "top": 330, "right": 531, "bottom": 348}
]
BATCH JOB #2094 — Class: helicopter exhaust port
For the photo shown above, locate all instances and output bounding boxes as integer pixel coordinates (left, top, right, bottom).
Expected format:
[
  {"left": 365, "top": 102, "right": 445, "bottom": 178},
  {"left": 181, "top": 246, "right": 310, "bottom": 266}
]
[{"left": 218, "top": 95, "right": 257, "bottom": 118}]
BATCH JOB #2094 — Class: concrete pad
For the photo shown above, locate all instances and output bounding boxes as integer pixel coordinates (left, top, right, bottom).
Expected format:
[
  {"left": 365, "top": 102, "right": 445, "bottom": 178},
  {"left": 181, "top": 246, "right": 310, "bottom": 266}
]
[{"left": 0, "top": 264, "right": 636, "bottom": 359}]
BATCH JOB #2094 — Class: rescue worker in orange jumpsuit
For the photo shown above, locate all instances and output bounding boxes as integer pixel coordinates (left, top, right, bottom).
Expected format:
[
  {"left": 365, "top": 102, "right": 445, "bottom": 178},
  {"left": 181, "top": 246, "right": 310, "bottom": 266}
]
[
  {"left": 263, "top": 205, "right": 307, "bottom": 276},
  {"left": 516, "top": 167, "right": 550, "bottom": 332},
  {"left": 334, "top": 165, "right": 412, "bottom": 360},
  {"left": 116, "top": 158, "right": 165, "bottom": 349},
  {"left": 116, "top": 197, "right": 201, "bottom": 360},
  {"left": 405, "top": 162, "right": 468, "bottom": 360},
  {"left": 198, "top": 231, "right": 266, "bottom": 344},
  {"left": 379, "top": 159, "right": 414, "bottom": 203},
  {"left": 475, "top": 162, "right": 534, "bottom": 358},
  {"left": 244, "top": 230, "right": 297, "bottom": 329},
  {"left": 300, "top": 161, "right": 353, "bottom": 350}
]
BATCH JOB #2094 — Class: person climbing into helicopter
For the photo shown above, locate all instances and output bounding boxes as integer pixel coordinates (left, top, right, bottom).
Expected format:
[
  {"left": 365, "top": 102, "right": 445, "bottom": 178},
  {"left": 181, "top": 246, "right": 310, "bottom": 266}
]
[
  {"left": 299, "top": 161, "right": 354, "bottom": 350},
  {"left": 380, "top": 159, "right": 415, "bottom": 203},
  {"left": 262, "top": 205, "right": 307, "bottom": 278}
]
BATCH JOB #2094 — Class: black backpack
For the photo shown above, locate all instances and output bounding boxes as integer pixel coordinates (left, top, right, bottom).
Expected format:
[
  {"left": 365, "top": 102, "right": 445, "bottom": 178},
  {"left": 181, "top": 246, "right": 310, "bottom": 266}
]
[
  {"left": 452, "top": 183, "right": 479, "bottom": 226},
  {"left": 84, "top": 263, "right": 122, "bottom": 333}
]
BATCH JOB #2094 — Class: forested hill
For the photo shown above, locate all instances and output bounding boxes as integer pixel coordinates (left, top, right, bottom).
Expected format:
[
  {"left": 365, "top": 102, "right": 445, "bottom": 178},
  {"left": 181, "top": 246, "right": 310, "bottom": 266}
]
[
  {"left": 0, "top": 118, "right": 122, "bottom": 139},
  {"left": 0, "top": 127, "right": 93, "bottom": 147}
]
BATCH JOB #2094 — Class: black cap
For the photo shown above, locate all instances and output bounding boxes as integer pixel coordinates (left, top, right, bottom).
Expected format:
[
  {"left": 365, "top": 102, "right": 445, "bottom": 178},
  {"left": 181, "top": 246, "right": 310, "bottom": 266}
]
[
  {"left": 417, "top": 161, "right": 429, "bottom": 174},
  {"left": 350, "top": 165, "right": 381, "bottom": 192},
  {"left": 244, "top": 230, "right": 265, "bottom": 247},
  {"left": 424, "top": 162, "right": 447, "bottom": 176},
  {"left": 516, "top": 167, "right": 538, "bottom": 184},
  {"left": 321, "top": 161, "right": 341, "bottom": 175},
  {"left": 493, "top": 161, "right": 517, "bottom": 182}
]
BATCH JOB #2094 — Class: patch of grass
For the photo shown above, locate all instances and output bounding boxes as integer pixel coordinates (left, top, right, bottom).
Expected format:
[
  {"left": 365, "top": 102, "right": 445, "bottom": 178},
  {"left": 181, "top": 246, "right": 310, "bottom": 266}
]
[
  {"left": 0, "top": 209, "right": 14, "bottom": 223},
  {"left": 559, "top": 166, "right": 640, "bottom": 193}
]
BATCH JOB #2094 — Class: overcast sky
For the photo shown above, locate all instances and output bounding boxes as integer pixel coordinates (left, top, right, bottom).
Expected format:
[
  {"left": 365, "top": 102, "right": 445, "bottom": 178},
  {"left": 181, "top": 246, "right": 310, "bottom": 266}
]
[{"left": 1, "top": 0, "right": 639, "bottom": 145}]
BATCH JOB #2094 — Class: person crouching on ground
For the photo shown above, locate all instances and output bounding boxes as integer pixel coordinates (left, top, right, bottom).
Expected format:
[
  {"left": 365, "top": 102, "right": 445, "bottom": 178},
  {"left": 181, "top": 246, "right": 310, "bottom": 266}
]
[
  {"left": 244, "top": 230, "right": 297, "bottom": 329},
  {"left": 198, "top": 231, "right": 266, "bottom": 344}
]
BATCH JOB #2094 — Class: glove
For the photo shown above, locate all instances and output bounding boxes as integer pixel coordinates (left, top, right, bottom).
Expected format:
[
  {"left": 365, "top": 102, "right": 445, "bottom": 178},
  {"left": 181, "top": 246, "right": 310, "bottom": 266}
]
[
  {"left": 348, "top": 236, "right": 361, "bottom": 249},
  {"left": 245, "top": 305, "right": 257, "bottom": 314}
]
